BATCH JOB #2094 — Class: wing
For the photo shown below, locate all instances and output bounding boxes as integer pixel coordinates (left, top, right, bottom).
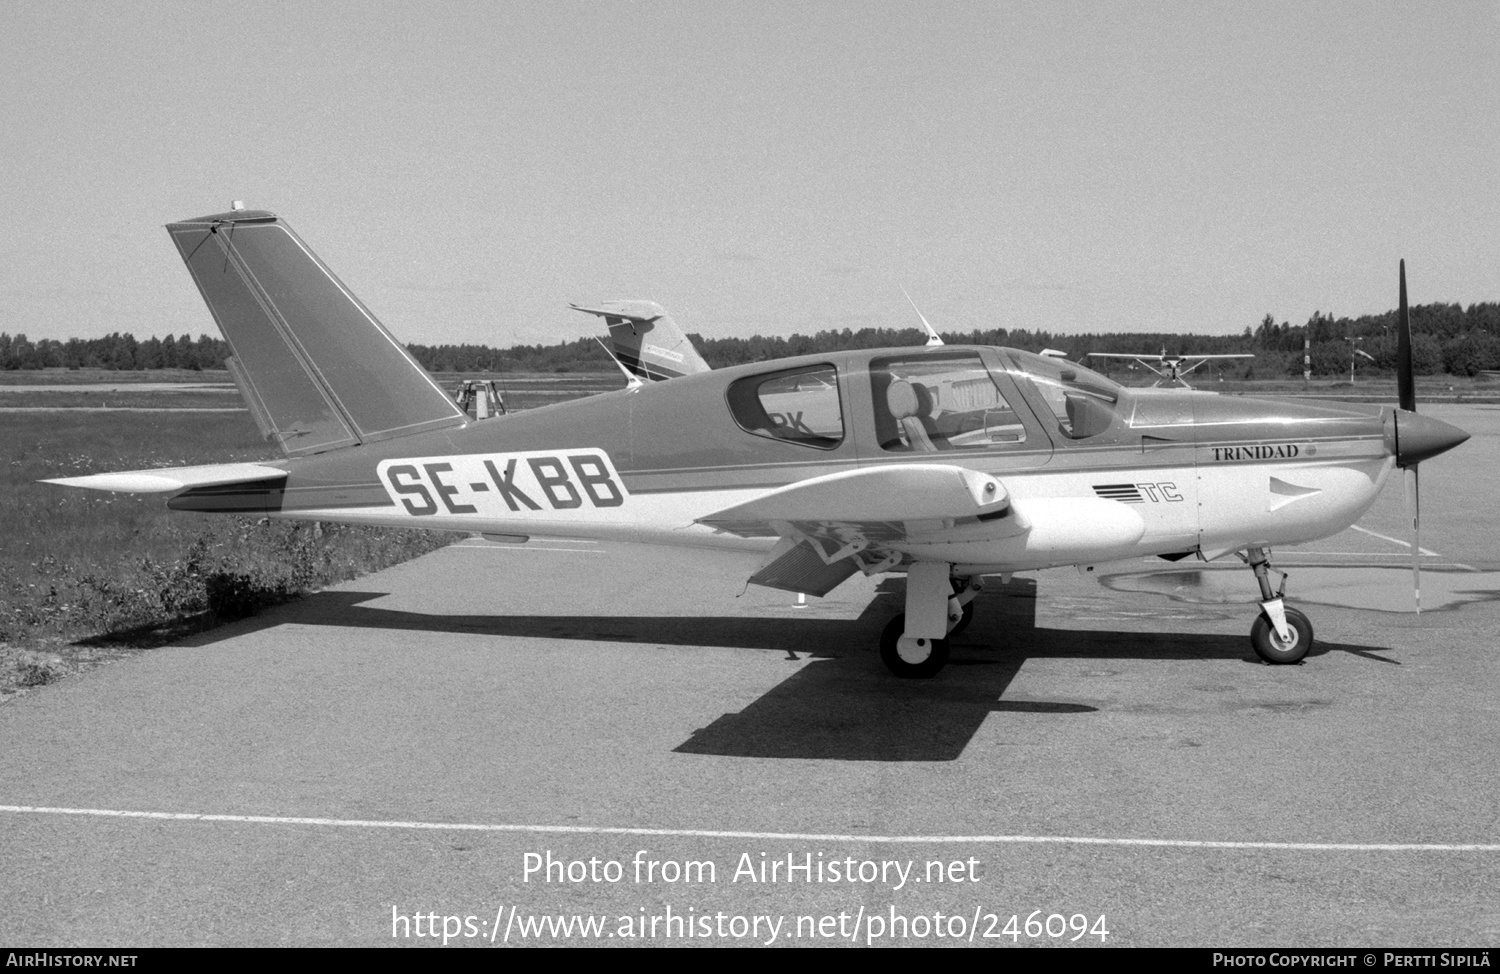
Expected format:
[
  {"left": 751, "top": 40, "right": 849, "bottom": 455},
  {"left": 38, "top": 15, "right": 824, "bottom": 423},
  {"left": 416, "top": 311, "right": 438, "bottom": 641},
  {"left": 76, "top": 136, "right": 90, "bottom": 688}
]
[
  {"left": 696, "top": 464, "right": 1015, "bottom": 596},
  {"left": 1085, "top": 353, "right": 1166, "bottom": 361},
  {"left": 44, "top": 462, "right": 289, "bottom": 513}
]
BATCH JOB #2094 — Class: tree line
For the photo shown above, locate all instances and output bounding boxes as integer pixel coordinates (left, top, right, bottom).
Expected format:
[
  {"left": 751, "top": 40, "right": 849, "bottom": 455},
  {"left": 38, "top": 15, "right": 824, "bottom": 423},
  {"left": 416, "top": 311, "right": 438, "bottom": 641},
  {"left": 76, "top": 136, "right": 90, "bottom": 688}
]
[
  {"left": 0, "top": 333, "right": 232, "bottom": 372},
  {"left": 6, "top": 300, "right": 1500, "bottom": 377}
]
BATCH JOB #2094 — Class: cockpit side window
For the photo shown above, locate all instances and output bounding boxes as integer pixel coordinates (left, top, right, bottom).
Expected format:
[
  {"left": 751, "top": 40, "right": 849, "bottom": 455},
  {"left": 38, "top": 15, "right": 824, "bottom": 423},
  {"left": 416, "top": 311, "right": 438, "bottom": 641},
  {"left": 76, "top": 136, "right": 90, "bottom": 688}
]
[
  {"left": 870, "top": 354, "right": 1027, "bottom": 452},
  {"left": 726, "top": 365, "right": 844, "bottom": 449}
]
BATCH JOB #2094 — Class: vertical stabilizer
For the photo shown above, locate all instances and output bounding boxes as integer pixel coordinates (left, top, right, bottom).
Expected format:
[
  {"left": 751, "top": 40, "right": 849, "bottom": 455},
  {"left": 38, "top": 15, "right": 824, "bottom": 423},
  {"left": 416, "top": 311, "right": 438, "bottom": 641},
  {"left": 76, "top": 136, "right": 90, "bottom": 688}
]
[
  {"left": 167, "top": 208, "right": 465, "bottom": 456},
  {"left": 569, "top": 300, "right": 711, "bottom": 381}
]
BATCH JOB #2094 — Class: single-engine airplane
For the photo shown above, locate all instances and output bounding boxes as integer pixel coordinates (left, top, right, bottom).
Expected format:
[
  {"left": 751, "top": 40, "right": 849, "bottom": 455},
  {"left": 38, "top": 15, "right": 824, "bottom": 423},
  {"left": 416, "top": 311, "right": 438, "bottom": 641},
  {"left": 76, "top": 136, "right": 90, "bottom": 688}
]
[
  {"left": 46, "top": 208, "right": 1469, "bottom": 677},
  {"left": 1086, "top": 349, "right": 1254, "bottom": 388}
]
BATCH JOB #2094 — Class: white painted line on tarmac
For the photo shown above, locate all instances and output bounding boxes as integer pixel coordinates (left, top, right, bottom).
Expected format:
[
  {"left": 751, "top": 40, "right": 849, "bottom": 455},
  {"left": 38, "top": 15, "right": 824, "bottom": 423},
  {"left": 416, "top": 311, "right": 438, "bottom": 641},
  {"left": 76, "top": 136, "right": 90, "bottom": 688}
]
[
  {"left": 2, "top": 804, "right": 1496, "bottom": 852},
  {"left": 454, "top": 537, "right": 597, "bottom": 545},
  {"left": 1349, "top": 525, "right": 1439, "bottom": 556},
  {"left": 1282, "top": 556, "right": 1480, "bottom": 571},
  {"left": 453, "top": 544, "right": 603, "bottom": 554}
]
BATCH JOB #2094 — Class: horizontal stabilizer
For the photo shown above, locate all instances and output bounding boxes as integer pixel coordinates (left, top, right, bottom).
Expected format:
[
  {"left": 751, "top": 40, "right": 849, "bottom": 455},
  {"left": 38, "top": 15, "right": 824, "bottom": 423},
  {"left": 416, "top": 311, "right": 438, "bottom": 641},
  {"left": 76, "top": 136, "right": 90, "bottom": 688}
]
[
  {"left": 43, "top": 462, "right": 288, "bottom": 494},
  {"left": 569, "top": 302, "right": 662, "bottom": 327},
  {"left": 698, "top": 464, "right": 1008, "bottom": 537}
]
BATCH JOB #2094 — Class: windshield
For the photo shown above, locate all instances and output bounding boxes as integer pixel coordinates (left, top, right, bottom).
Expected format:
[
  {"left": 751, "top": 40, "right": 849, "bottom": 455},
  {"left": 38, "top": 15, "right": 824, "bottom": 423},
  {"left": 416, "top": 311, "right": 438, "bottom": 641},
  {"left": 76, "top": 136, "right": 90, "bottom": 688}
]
[{"left": 1002, "top": 350, "right": 1125, "bottom": 439}]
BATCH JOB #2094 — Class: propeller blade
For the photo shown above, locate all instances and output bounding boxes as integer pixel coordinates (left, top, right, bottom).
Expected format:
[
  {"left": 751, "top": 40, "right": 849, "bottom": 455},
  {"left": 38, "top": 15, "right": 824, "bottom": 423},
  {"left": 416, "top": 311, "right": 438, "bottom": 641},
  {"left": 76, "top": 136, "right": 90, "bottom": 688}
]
[
  {"left": 1395, "top": 261, "right": 1424, "bottom": 612},
  {"left": 1397, "top": 259, "right": 1415, "bottom": 412},
  {"left": 1404, "top": 465, "right": 1421, "bottom": 614}
]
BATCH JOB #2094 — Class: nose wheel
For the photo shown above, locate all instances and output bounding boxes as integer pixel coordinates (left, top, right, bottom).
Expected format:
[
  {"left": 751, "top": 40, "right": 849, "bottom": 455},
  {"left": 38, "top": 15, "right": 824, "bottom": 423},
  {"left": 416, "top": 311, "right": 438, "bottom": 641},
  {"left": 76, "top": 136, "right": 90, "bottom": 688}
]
[
  {"left": 1243, "top": 546, "right": 1315, "bottom": 664},
  {"left": 1250, "top": 606, "right": 1314, "bottom": 664}
]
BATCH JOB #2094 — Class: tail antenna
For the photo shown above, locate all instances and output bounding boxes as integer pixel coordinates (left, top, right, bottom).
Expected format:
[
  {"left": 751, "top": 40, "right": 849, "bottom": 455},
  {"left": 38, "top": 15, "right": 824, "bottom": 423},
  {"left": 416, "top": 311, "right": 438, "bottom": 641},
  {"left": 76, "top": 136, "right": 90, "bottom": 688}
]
[
  {"left": 595, "top": 337, "right": 645, "bottom": 390},
  {"left": 900, "top": 286, "right": 945, "bottom": 346}
]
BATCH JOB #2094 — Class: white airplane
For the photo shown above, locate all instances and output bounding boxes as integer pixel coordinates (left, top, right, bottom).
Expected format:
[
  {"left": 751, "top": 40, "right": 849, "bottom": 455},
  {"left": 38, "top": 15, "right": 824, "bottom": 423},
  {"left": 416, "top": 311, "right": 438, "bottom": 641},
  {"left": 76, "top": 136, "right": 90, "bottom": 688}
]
[
  {"left": 46, "top": 208, "right": 1468, "bottom": 678},
  {"left": 1085, "top": 349, "right": 1255, "bottom": 388}
]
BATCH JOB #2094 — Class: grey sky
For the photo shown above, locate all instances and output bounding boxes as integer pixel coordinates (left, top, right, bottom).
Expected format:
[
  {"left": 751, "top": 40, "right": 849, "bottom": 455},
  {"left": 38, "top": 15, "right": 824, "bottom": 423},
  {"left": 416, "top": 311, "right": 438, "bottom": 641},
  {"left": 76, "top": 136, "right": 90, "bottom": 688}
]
[{"left": 2, "top": 1, "right": 1496, "bottom": 347}]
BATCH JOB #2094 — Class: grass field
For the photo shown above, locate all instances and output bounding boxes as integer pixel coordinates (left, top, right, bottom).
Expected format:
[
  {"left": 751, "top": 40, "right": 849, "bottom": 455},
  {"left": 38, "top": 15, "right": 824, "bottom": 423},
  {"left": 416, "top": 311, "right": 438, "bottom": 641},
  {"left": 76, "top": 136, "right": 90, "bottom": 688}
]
[
  {"left": 0, "top": 368, "right": 227, "bottom": 386},
  {"left": 0, "top": 406, "right": 464, "bottom": 698},
  {"left": 0, "top": 374, "right": 624, "bottom": 699},
  {"left": 1095, "top": 372, "right": 1500, "bottom": 401}
]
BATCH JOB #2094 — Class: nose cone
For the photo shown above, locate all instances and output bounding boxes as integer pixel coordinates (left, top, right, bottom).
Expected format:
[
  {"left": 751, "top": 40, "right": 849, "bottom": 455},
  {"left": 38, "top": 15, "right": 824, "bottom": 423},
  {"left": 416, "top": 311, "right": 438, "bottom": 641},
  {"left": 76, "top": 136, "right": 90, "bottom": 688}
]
[{"left": 1389, "top": 410, "right": 1470, "bottom": 466}]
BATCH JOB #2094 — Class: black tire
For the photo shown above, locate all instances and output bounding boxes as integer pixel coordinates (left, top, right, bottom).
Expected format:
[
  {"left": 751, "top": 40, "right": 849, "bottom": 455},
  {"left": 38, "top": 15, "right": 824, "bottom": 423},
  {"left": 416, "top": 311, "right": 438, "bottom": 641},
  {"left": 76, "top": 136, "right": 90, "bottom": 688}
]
[
  {"left": 1250, "top": 606, "right": 1314, "bottom": 664},
  {"left": 948, "top": 599, "right": 975, "bottom": 636},
  {"left": 879, "top": 613, "right": 950, "bottom": 678}
]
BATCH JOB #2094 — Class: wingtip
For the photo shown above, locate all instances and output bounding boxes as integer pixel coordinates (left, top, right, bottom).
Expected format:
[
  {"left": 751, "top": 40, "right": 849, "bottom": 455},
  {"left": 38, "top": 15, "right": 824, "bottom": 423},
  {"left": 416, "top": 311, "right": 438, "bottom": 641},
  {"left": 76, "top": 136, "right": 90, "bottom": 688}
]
[
  {"left": 42, "top": 463, "right": 289, "bottom": 494},
  {"left": 41, "top": 472, "right": 183, "bottom": 493}
]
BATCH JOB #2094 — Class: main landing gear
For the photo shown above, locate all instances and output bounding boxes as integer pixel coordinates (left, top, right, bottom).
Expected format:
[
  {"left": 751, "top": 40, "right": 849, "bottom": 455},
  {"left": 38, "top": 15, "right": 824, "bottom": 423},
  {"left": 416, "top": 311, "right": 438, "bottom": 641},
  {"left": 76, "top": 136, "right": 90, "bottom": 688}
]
[
  {"left": 879, "top": 565, "right": 981, "bottom": 678},
  {"left": 1242, "top": 546, "right": 1314, "bottom": 664}
]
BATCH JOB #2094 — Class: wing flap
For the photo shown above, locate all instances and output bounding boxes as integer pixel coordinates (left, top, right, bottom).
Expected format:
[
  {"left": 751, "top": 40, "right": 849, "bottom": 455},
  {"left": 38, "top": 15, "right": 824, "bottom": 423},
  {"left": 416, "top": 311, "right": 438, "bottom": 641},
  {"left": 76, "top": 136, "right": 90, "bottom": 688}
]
[{"left": 747, "top": 536, "right": 861, "bottom": 596}]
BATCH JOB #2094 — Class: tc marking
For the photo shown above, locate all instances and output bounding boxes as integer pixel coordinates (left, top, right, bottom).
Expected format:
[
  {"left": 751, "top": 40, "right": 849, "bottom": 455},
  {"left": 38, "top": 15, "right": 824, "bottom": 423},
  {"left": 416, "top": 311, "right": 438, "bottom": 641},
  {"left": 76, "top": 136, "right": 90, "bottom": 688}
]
[
  {"left": 1093, "top": 482, "right": 1183, "bottom": 505},
  {"left": 379, "top": 450, "right": 628, "bottom": 517}
]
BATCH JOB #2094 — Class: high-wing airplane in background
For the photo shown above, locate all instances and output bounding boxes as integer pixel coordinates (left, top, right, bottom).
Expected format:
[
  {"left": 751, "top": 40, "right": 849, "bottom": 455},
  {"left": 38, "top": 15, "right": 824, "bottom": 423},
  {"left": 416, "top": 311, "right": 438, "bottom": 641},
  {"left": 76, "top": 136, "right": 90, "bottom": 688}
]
[
  {"left": 1085, "top": 350, "right": 1255, "bottom": 388},
  {"left": 47, "top": 208, "right": 1469, "bottom": 677}
]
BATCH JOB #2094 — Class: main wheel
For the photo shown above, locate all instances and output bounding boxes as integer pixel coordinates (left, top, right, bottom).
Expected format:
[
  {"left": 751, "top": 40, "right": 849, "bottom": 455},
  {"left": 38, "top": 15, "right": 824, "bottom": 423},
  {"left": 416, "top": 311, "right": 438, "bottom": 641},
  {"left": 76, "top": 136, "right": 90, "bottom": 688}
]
[
  {"left": 1250, "top": 606, "right": 1314, "bottom": 664},
  {"left": 879, "top": 613, "right": 950, "bottom": 678}
]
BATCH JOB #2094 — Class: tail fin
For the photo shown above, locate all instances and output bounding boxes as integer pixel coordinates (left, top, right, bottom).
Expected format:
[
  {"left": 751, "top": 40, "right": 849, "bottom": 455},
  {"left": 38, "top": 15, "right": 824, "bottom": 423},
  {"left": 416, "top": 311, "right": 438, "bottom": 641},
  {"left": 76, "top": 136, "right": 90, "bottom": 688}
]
[
  {"left": 167, "top": 208, "right": 465, "bottom": 456},
  {"left": 569, "top": 300, "right": 711, "bottom": 381}
]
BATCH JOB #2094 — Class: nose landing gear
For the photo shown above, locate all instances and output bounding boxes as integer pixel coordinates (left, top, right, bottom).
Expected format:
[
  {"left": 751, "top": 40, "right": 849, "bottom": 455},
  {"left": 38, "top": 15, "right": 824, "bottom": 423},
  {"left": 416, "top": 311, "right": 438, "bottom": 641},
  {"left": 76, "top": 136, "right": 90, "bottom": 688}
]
[{"left": 1243, "top": 546, "right": 1314, "bottom": 664}]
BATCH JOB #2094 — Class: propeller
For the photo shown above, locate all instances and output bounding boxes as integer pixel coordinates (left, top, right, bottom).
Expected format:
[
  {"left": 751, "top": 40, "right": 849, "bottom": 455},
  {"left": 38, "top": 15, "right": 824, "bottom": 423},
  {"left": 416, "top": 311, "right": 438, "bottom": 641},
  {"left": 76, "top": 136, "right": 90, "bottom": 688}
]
[
  {"left": 1390, "top": 260, "right": 1468, "bottom": 612},
  {"left": 1385, "top": 289, "right": 1468, "bottom": 612},
  {"left": 1398, "top": 261, "right": 1420, "bottom": 612}
]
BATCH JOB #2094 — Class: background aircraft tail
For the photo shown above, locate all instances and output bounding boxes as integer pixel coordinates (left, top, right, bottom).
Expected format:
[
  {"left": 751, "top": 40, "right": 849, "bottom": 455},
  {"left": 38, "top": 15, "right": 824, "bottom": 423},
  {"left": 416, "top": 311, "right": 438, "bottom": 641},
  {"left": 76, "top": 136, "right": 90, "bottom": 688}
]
[
  {"left": 570, "top": 300, "right": 711, "bottom": 381},
  {"left": 167, "top": 207, "right": 466, "bottom": 457}
]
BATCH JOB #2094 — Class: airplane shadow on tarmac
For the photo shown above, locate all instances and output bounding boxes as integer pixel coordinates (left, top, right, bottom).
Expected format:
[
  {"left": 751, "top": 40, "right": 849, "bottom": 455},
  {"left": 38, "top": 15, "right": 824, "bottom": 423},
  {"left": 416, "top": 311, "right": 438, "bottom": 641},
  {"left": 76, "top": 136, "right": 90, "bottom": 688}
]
[{"left": 182, "top": 577, "right": 1391, "bottom": 762}]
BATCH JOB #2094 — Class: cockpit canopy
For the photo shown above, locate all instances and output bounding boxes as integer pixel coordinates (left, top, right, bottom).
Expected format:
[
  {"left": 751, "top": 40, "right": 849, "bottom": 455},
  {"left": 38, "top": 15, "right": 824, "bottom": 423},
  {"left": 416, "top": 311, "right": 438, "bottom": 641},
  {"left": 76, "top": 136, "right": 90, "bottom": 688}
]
[{"left": 723, "top": 346, "right": 1132, "bottom": 456}]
